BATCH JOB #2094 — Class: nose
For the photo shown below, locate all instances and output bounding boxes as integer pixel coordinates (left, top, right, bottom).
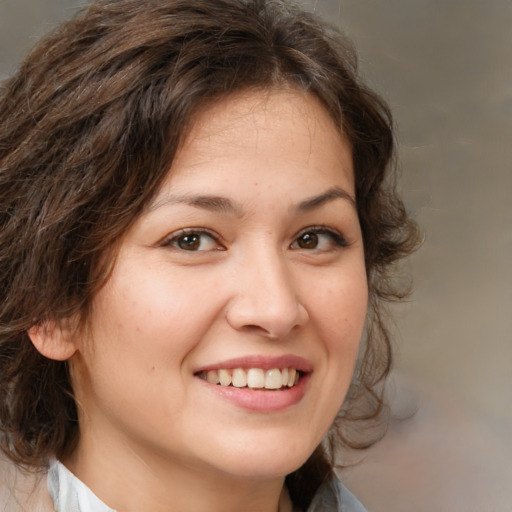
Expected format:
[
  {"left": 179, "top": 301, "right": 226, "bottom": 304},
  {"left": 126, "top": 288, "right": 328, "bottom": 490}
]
[{"left": 225, "top": 249, "right": 309, "bottom": 339}]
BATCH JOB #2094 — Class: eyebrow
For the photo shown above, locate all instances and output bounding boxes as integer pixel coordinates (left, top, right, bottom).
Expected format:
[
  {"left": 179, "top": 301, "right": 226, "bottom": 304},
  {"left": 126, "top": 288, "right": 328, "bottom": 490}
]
[
  {"left": 148, "top": 186, "right": 356, "bottom": 215},
  {"left": 296, "top": 186, "right": 356, "bottom": 211},
  {"left": 148, "top": 194, "right": 243, "bottom": 215}
]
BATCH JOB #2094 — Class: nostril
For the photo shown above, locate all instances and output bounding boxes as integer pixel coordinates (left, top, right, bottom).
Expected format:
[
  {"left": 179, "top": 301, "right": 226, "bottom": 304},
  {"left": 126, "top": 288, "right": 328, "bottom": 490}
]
[{"left": 241, "top": 324, "right": 273, "bottom": 336}]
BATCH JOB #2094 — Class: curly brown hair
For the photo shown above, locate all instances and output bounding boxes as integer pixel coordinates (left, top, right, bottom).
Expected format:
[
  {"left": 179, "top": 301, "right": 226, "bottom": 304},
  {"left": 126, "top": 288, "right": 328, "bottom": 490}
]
[{"left": 0, "top": 0, "right": 419, "bottom": 508}]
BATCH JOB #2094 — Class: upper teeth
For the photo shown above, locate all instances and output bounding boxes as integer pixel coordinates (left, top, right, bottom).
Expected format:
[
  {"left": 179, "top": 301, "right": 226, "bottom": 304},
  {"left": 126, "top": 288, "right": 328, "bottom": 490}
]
[{"left": 201, "top": 368, "right": 299, "bottom": 389}]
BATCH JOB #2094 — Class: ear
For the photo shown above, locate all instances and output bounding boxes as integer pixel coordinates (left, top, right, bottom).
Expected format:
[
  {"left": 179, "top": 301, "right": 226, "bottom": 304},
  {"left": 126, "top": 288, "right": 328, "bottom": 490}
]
[{"left": 28, "top": 320, "right": 78, "bottom": 361}]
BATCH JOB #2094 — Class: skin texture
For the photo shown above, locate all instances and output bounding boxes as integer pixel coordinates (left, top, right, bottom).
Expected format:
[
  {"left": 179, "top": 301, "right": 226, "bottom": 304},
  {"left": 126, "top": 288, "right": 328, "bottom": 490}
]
[{"left": 34, "top": 89, "right": 368, "bottom": 512}]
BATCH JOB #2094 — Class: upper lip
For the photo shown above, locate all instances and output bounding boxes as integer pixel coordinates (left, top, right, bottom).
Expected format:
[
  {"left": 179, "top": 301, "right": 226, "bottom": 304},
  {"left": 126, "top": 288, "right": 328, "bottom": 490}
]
[{"left": 193, "top": 354, "right": 313, "bottom": 374}]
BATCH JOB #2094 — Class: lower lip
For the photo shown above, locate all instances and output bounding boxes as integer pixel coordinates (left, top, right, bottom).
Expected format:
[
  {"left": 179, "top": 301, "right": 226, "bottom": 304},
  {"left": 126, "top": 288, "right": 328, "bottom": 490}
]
[{"left": 198, "top": 373, "right": 310, "bottom": 412}]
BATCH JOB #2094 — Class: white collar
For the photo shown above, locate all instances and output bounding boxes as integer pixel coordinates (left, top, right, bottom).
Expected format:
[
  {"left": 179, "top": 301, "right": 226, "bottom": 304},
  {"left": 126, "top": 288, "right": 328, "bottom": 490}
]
[
  {"left": 47, "top": 460, "right": 115, "bottom": 512},
  {"left": 46, "top": 460, "right": 360, "bottom": 512}
]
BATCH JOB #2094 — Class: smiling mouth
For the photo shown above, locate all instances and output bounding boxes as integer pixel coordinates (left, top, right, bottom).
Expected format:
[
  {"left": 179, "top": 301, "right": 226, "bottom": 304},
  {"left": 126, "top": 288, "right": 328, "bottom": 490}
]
[{"left": 197, "top": 367, "right": 301, "bottom": 390}]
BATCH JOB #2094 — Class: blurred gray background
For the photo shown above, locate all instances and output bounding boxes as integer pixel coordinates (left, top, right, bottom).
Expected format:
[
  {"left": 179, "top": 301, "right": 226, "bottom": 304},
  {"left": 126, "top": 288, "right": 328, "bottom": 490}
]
[
  {"left": 313, "top": 0, "right": 512, "bottom": 429},
  {"left": 321, "top": 0, "right": 512, "bottom": 425},
  {"left": 1, "top": 0, "right": 511, "bottom": 506}
]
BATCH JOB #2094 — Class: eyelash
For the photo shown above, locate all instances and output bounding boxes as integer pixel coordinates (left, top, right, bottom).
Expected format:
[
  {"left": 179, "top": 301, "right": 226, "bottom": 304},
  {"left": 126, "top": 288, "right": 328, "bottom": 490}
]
[
  {"left": 161, "top": 228, "right": 223, "bottom": 252},
  {"left": 161, "top": 226, "right": 348, "bottom": 252},
  {"left": 291, "top": 226, "right": 349, "bottom": 251}
]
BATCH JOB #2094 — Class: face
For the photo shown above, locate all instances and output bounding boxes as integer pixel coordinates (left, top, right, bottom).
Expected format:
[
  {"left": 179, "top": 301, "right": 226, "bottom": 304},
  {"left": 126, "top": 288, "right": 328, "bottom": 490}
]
[{"left": 69, "top": 89, "right": 368, "bottom": 484}]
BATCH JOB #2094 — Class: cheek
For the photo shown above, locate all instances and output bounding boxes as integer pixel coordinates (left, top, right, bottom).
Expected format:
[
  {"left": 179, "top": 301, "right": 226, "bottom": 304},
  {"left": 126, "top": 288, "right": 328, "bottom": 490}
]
[
  {"left": 91, "top": 264, "right": 220, "bottom": 346},
  {"left": 312, "top": 271, "right": 368, "bottom": 349},
  {"left": 300, "top": 271, "right": 368, "bottom": 441},
  {"left": 75, "top": 263, "right": 232, "bottom": 403}
]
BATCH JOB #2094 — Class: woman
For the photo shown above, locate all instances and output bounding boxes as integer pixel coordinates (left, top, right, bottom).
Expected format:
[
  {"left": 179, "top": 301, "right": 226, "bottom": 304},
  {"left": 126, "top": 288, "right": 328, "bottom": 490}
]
[{"left": 0, "top": 0, "right": 418, "bottom": 510}]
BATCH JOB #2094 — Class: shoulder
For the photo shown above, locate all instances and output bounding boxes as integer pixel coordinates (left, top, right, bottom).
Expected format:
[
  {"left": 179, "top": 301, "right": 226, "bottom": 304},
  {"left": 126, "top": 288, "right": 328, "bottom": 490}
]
[
  {"left": 307, "top": 475, "right": 368, "bottom": 512},
  {"left": 0, "top": 457, "right": 54, "bottom": 512}
]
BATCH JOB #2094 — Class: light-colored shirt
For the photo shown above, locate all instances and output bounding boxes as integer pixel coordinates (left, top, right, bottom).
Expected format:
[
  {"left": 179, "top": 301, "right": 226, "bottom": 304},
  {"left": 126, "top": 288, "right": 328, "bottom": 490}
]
[{"left": 47, "top": 460, "right": 367, "bottom": 512}]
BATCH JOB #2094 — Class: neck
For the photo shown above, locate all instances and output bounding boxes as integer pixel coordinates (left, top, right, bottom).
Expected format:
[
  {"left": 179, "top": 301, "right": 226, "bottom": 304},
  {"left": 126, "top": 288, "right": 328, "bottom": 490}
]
[{"left": 63, "top": 435, "right": 290, "bottom": 512}]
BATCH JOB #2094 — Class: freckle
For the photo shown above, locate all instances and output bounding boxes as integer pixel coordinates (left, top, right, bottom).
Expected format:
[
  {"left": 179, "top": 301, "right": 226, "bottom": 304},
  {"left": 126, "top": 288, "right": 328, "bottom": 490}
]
[{"left": 151, "top": 366, "right": 155, "bottom": 371}]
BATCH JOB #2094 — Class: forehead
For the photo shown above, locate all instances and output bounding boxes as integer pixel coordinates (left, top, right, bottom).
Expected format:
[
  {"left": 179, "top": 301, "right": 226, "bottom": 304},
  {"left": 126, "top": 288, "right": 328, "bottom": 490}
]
[
  {"left": 184, "top": 88, "right": 346, "bottom": 148},
  {"left": 161, "top": 88, "right": 354, "bottom": 196}
]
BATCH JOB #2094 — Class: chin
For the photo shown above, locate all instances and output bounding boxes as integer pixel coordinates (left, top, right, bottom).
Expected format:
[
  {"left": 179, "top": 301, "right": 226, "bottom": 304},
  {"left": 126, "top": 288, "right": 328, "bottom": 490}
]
[{"left": 214, "top": 436, "right": 317, "bottom": 481}]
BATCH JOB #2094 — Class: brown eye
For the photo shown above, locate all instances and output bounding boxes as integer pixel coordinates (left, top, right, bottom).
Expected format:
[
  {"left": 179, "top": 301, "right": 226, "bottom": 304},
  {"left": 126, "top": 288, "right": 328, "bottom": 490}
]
[
  {"left": 177, "top": 234, "right": 201, "bottom": 251},
  {"left": 291, "top": 228, "right": 349, "bottom": 251},
  {"left": 164, "top": 230, "right": 220, "bottom": 251},
  {"left": 296, "top": 232, "right": 319, "bottom": 249}
]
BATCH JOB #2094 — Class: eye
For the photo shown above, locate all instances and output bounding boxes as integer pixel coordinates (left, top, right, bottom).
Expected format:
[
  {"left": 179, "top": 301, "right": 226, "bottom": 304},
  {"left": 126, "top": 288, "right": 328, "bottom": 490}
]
[
  {"left": 162, "top": 229, "right": 222, "bottom": 252},
  {"left": 291, "top": 227, "right": 348, "bottom": 251}
]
